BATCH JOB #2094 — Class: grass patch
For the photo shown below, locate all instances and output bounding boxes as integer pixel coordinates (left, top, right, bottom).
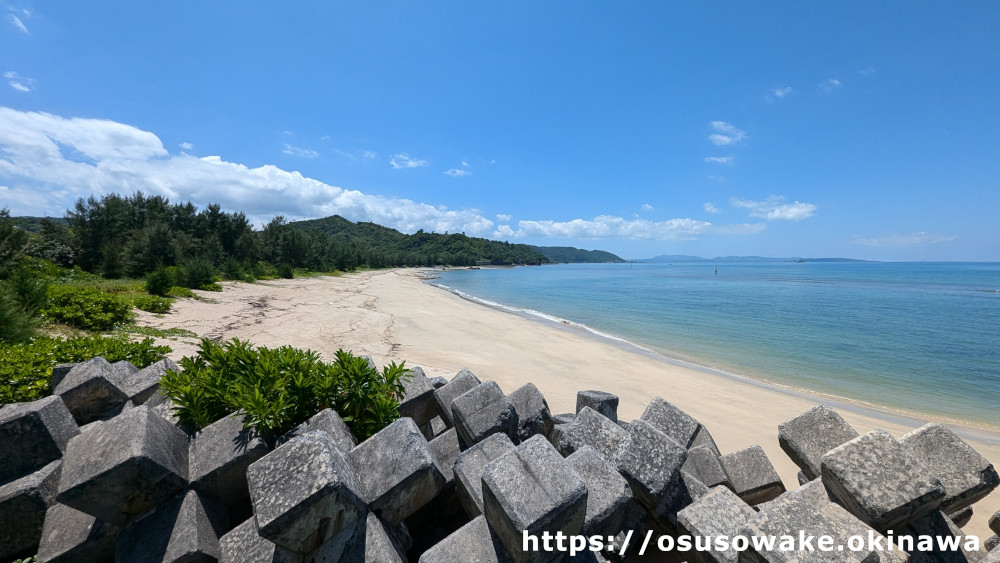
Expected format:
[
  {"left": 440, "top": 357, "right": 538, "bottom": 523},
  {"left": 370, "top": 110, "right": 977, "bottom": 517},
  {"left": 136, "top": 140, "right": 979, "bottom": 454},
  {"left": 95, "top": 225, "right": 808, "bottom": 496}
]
[{"left": 116, "top": 324, "right": 197, "bottom": 339}]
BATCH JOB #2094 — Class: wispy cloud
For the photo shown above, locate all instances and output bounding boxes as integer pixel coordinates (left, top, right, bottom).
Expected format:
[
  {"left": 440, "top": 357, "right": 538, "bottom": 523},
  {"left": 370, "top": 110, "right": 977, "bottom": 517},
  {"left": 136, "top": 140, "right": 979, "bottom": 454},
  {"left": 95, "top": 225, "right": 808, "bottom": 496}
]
[
  {"left": 496, "top": 213, "right": 512, "bottom": 222},
  {"left": 704, "top": 202, "right": 721, "bottom": 214},
  {"left": 772, "top": 86, "right": 793, "bottom": 98},
  {"left": 708, "top": 121, "right": 746, "bottom": 146},
  {"left": 444, "top": 168, "right": 470, "bottom": 177},
  {"left": 731, "top": 195, "right": 816, "bottom": 221},
  {"left": 851, "top": 232, "right": 956, "bottom": 247},
  {"left": 179, "top": 142, "right": 194, "bottom": 151},
  {"left": 496, "top": 216, "right": 714, "bottom": 240},
  {"left": 821, "top": 78, "right": 842, "bottom": 92},
  {"left": 4, "top": 71, "right": 34, "bottom": 92},
  {"left": 282, "top": 144, "right": 318, "bottom": 158},
  {"left": 9, "top": 13, "right": 28, "bottom": 34},
  {"left": 389, "top": 153, "right": 427, "bottom": 169},
  {"left": 704, "top": 156, "right": 733, "bottom": 164},
  {"left": 641, "top": 203, "right": 654, "bottom": 212},
  {"left": 858, "top": 67, "right": 876, "bottom": 76},
  {"left": 333, "top": 148, "right": 377, "bottom": 162},
  {"left": 714, "top": 223, "right": 767, "bottom": 235}
]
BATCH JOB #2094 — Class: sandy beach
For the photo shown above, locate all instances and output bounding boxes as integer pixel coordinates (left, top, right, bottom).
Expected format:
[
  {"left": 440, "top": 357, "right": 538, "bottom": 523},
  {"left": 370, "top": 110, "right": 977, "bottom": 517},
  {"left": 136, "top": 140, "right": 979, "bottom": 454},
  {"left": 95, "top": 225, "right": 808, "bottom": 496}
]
[{"left": 135, "top": 268, "right": 1000, "bottom": 542}]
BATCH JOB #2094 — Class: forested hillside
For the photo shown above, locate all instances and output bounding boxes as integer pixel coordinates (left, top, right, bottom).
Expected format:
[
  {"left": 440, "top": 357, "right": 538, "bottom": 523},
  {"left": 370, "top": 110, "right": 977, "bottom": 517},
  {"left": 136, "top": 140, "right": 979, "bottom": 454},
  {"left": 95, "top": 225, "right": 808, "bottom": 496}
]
[{"left": 530, "top": 246, "right": 624, "bottom": 263}]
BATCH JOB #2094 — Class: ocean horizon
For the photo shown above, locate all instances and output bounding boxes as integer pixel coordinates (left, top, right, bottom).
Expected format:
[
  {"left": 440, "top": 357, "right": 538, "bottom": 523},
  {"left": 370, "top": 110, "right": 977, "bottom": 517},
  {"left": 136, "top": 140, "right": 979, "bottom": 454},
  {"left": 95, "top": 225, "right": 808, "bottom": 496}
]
[{"left": 430, "top": 261, "right": 1000, "bottom": 429}]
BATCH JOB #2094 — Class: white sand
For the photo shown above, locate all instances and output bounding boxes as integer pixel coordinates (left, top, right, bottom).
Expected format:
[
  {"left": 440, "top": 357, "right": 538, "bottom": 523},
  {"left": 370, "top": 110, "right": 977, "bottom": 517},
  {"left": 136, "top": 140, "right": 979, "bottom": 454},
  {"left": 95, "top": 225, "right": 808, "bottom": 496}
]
[{"left": 136, "top": 269, "right": 1000, "bottom": 542}]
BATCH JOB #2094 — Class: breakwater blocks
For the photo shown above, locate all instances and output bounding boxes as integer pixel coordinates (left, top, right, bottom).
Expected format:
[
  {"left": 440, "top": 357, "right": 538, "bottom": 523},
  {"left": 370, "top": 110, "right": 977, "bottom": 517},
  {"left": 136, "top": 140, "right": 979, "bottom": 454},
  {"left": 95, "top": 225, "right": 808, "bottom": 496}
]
[{"left": 1, "top": 359, "right": 999, "bottom": 562}]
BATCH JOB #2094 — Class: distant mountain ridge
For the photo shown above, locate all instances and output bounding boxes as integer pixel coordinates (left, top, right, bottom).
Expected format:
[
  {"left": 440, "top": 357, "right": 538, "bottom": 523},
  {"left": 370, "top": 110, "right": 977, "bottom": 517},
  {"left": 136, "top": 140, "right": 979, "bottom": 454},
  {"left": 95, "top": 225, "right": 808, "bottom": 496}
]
[
  {"left": 635, "top": 255, "right": 871, "bottom": 263},
  {"left": 530, "top": 246, "right": 625, "bottom": 263}
]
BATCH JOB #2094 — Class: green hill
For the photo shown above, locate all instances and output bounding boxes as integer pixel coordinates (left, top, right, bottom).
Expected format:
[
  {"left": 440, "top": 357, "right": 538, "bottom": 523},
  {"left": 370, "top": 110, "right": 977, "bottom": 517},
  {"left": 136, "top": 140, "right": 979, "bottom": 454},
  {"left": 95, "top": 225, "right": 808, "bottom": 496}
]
[{"left": 530, "top": 246, "right": 625, "bottom": 263}]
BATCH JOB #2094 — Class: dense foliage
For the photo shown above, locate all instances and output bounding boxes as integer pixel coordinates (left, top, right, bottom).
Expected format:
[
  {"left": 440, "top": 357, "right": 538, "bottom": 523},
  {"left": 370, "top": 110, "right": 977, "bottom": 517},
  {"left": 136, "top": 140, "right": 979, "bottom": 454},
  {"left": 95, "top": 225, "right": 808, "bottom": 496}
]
[
  {"left": 43, "top": 285, "right": 135, "bottom": 331},
  {"left": 159, "top": 338, "right": 410, "bottom": 440},
  {"left": 530, "top": 245, "right": 625, "bottom": 263},
  {"left": 0, "top": 335, "right": 171, "bottom": 406}
]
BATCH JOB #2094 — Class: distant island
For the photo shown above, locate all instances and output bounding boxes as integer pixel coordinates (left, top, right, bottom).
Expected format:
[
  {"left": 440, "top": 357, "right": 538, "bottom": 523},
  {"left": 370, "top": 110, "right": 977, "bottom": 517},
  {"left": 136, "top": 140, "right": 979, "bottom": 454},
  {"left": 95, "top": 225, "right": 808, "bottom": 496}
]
[{"left": 634, "top": 255, "right": 872, "bottom": 263}]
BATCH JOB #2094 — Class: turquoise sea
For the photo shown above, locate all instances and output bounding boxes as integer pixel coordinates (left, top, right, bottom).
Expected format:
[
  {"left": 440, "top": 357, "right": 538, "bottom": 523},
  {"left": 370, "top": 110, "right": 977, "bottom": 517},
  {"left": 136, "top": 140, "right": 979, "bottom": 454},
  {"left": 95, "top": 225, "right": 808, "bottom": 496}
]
[{"left": 430, "top": 262, "right": 1000, "bottom": 428}]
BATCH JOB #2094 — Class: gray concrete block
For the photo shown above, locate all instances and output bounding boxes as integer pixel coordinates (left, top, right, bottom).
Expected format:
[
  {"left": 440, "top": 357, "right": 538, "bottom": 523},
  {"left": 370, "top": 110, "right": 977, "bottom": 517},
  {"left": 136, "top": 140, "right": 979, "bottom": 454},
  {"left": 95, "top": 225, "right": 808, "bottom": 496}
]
[
  {"left": 677, "top": 486, "right": 755, "bottom": 563},
  {"left": 987, "top": 534, "right": 1000, "bottom": 553},
  {"left": 434, "top": 368, "right": 481, "bottom": 427},
  {"left": 682, "top": 445, "right": 731, "bottom": 490},
  {"left": 509, "top": 383, "right": 553, "bottom": 443},
  {"left": 418, "top": 515, "right": 512, "bottom": 563},
  {"left": 429, "top": 376, "right": 448, "bottom": 389},
  {"left": 566, "top": 446, "right": 632, "bottom": 538},
  {"left": 279, "top": 408, "right": 357, "bottom": 453},
  {"left": 452, "top": 381, "right": 519, "bottom": 449},
  {"left": 349, "top": 417, "right": 446, "bottom": 525},
  {"left": 304, "top": 511, "right": 407, "bottom": 563},
  {"left": 0, "top": 395, "right": 78, "bottom": 483},
  {"left": 689, "top": 424, "right": 722, "bottom": 457},
  {"left": 57, "top": 405, "right": 189, "bottom": 526},
  {"left": 247, "top": 430, "right": 366, "bottom": 554},
  {"left": 899, "top": 509, "right": 983, "bottom": 563},
  {"left": 429, "top": 427, "right": 461, "bottom": 484},
  {"left": 189, "top": 413, "right": 270, "bottom": 508},
  {"left": 50, "top": 363, "right": 77, "bottom": 390},
  {"left": 720, "top": 445, "right": 785, "bottom": 506},
  {"left": 219, "top": 517, "right": 300, "bottom": 563},
  {"left": 0, "top": 460, "right": 62, "bottom": 561},
  {"left": 576, "top": 390, "right": 619, "bottom": 423},
  {"left": 116, "top": 489, "right": 228, "bottom": 563},
  {"left": 991, "top": 509, "right": 1000, "bottom": 535},
  {"left": 482, "top": 435, "right": 588, "bottom": 563},
  {"left": 797, "top": 471, "right": 809, "bottom": 486},
  {"left": 400, "top": 366, "right": 438, "bottom": 427},
  {"left": 901, "top": 422, "right": 1000, "bottom": 514},
  {"left": 117, "top": 358, "right": 179, "bottom": 405},
  {"left": 821, "top": 429, "right": 945, "bottom": 531},
  {"left": 638, "top": 396, "right": 700, "bottom": 448},
  {"left": 551, "top": 412, "right": 576, "bottom": 426},
  {"left": 552, "top": 406, "right": 628, "bottom": 461},
  {"left": 53, "top": 357, "right": 129, "bottom": 425},
  {"left": 778, "top": 404, "right": 860, "bottom": 481},
  {"left": 755, "top": 478, "right": 837, "bottom": 515},
  {"left": 948, "top": 506, "right": 973, "bottom": 528},
  {"left": 649, "top": 469, "right": 713, "bottom": 535},
  {"left": 454, "top": 432, "right": 517, "bottom": 518},
  {"left": 612, "top": 418, "right": 687, "bottom": 511},
  {"left": 36, "top": 502, "right": 118, "bottom": 563}
]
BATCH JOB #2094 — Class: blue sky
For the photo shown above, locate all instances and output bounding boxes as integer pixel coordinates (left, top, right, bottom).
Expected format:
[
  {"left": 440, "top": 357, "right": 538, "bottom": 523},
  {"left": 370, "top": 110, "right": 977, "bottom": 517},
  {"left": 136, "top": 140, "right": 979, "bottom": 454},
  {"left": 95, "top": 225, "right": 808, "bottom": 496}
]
[{"left": 1, "top": 2, "right": 997, "bottom": 261}]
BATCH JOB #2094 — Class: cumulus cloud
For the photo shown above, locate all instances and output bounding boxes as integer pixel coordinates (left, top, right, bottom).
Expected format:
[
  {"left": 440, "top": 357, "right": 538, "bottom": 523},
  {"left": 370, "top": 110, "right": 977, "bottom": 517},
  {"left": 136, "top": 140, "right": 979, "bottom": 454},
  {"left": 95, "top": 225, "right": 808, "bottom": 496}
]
[
  {"left": 731, "top": 195, "right": 816, "bottom": 221},
  {"left": 9, "top": 14, "right": 28, "bottom": 34},
  {"left": 4, "top": 71, "right": 34, "bottom": 92},
  {"left": 179, "top": 142, "right": 194, "bottom": 151},
  {"left": 444, "top": 168, "right": 470, "bottom": 177},
  {"left": 851, "top": 232, "right": 956, "bottom": 247},
  {"left": 641, "top": 203, "right": 654, "bottom": 212},
  {"left": 704, "top": 156, "right": 733, "bottom": 164},
  {"left": 282, "top": 144, "right": 318, "bottom": 158},
  {"left": 496, "top": 213, "right": 512, "bottom": 222},
  {"left": 497, "top": 216, "right": 713, "bottom": 240},
  {"left": 708, "top": 121, "right": 746, "bottom": 146},
  {"left": 0, "top": 107, "right": 495, "bottom": 235},
  {"left": 772, "top": 86, "right": 793, "bottom": 98},
  {"left": 703, "top": 202, "right": 720, "bottom": 214},
  {"left": 389, "top": 153, "right": 427, "bottom": 169}
]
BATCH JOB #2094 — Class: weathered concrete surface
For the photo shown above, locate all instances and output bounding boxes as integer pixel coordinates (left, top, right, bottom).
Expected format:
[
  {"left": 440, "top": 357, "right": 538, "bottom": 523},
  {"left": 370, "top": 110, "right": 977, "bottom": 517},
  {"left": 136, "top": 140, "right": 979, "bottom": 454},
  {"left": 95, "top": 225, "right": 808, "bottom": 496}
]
[
  {"left": 36, "top": 502, "right": 118, "bottom": 563},
  {"left": 899, "top": 509, "right": 984, "bottom": 563},
  {"left": 482, "top": 435, "right": 588, "bottom": 563},
  {"left": 576, "top": 390, "right": 619, "bottom": 423},
  {"left": 451, "top": 381, "right": 519, "bottom": 449},
  {"left": 638, "top": 396, "right": 701, "bottom": 449},
  {"left": 429, "top": 376, "right": 448, "bottom": 389},
  {"left": 305, "top": 511, "right": 407, "bottom": 563},
  {"left": 755, "top": 478, "right": 837, "bottom": 514},
  {"left": 454, "top": 432, "right": 516, "bottom": 518},
  {"left": 418, "top": 515, "right": 512, "bottom": 563},
  {"left": 948, "top": 505, "right": 973, "bottom": 529},
  {"left": 53, "top": 357, "right": 129, "bottom": 425},
  {"left": 190, "top": 414, "right": 270, "bottom": 508},
  {"left": 901, "top": 422, "right": 1000, "bottom": 514},
  {"left": 434, "top": 368, "right": 481, "bottom": 427},
  {"left": 821, "top": 429, "right": 945, "bottom": 531},
  {"left": 0, "top": 460, "right": 62, "bottom": 561},
  {"left": 509, "top": 383, "right": 553, "bottom": 443},
  {"left": 116, "top": 489, "right": 228, "bottom": 563},
  {"left": 991, "top": 509, "right": 1000, "bottom": 535},
  {"left": 400, "top": 366, "right": 439, "bottom": 427},
  {"left": 689, "top": 424, "right": 722, "bottom": 457},
  {"left": 117, "top": 358, "right": 180, "bottom": 406},
  {"left": 613, "top": 418, "right": 687, "bottom": 511},
  {"left": 676, "top": 486, "right": 755, "bottom": 563},
  {"left": 429, "top": 427, "right": 461, "bottom": 484},
  {"left": 247, "top": 430, "right": 366, "bottom": 554},
  {"left": 551, "top": 406, "right": 628, "bottom": 460},
  {"left": 349, "top": 417, "right": 445, "bottom": 525},
  {"left": 682, "top": 445, "right": 731, "bottom": 490},
  {"left": 56, "top": 405, "right": 189, "bottom": 526},
  {"left": 778, "top": 404, "right": 860, "bottom": 481},
  {"left": 50, "top": 363, "right": 77, "bottom": 390},
  {"left": 720, "top": 445, "right": 785, "bottom": 506},
  {"left": 0, "top": 395, "right": 78, "bottom": 483},
  {"left": 279, "top": 408, "right": 357, "bottom": 453},
  {"left": 566, "top": 446, "right": 632, "bottom": 538},
  {"left": 218, "top": 517, "right": 300, "bottom": 563}
]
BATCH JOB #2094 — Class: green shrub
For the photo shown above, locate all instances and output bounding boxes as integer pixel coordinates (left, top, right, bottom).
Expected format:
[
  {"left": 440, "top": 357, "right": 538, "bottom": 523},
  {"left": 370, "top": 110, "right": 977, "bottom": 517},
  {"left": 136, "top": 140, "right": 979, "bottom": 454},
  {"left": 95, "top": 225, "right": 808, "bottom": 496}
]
[
  {"left": 133, "top": 295, "right": 172, "bottom": 314},
  {"left": 221, "top": 258, "right": 246, "bottom": 281},
  {"left": 166, "top": 286, "right": 197, "bottom": 299},
  {"left": 0, "top": 285, "right": 38, "bottom": 344},
  {"left": 43, "top": 285, "right": 134, "bottom": 331},
  {"left": 0, "top": 335, "right": 171, "bottom": 406},
  {"left": 277, "top": 263, "right": 294, "bottom": 279},
  {"left": 145, "top": 267, "right": 174, "bottom": 296},
  {"left": 182, "top": 258, "right": 216, "bottom": 289},
  {"left": 159, "top": 338, "right": 409, "bottom": 439},
  {"left": 198, "top": 283, "right": 223, "bottom": 292}
]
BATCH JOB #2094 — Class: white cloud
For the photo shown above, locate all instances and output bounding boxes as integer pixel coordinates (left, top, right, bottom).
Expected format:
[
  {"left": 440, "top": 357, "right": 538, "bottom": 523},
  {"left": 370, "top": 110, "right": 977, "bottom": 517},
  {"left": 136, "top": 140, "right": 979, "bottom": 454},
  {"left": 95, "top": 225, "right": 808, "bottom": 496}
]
[
  {"left": 731, "top": 195, "right": 816, "bottom": 221},
  {"left": 772, "top": 86, "right": 793, "bottom": 98},
  {"left": 179, "top": 142, "right": 194, "bottom": 151},
  {"left": 640, "top": 203, "right": 654, "bottom": 212},
  {"left": 498, "top": 216, "right": 713, "bottom": 241},
  {"left": 9, "top": 14, "right": 28, "bottom": 34},
  {"left": 461, "top": 161, "right": 469, "bottom": 167},
  {"left": 708, "top": 121, "right": 746, "bottom": 146},
  {"left": 496, "top": 214, "right": 512, "bottom": 223},
  {"left": 822, "top": 78, "right": 842, "bottom": 92},
  {"left": 334, "top": 148, "right": 377, "bottom": 162},
  {"left": 282, "top": 144, "right": 318, "bottom": 158},
  {"left": 858, "top": 67, "right": 876, "bottom": 76},
  {"left": 363, "top": 150, "right": 376, "bottom": 160},
  {"left": 389, "top": 153, "right": 427, "bottom": 169},
  {"left": 851, "top": 232, "right": 956, "bottom": 247},
  {"left": 704, "top": 202, "right": 720, "bottom": 214},
  {"left": 704, "top": 156, "right": 733, "bottom": 164},
  {"left": 444, "top": 168, "right": 470, "bottom": 177},
  {"left": 4, "top": 71, "right": 34, "bottom": 92}
]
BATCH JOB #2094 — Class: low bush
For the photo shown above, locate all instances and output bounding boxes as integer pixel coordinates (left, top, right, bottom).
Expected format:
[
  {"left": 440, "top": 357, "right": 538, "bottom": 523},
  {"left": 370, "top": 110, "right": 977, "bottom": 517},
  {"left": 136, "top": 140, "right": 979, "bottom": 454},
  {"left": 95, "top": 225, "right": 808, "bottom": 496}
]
[
  {"left": 182, "top": 258, "right": 216, "bottom": 289},
  {"left": 43, "top": 285, "right": 134, "bottom": 331},
  {"left": 133, "top": 294, "right": 172, "bottom": 314},
  {"left": 159, "top": 338, "right": 409, "bottom": 440},
  {"left": 277, "top": 263, "right": 294, "bottom": 279},
  {"left": 145, "top": 267, "right": 173, "bottom": 296},
  {"left": 0, "top": 334, "right": 171, "bottom": 406}
]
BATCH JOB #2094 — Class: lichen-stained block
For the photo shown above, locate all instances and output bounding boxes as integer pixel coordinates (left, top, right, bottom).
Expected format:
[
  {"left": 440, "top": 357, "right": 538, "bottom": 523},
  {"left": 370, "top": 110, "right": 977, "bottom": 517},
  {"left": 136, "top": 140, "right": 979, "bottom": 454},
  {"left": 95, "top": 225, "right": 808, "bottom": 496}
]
[
  {"left": 821, "top": 429, "right": 945, "bottom": 531},
  {"left": 777, "top": 405, "right": 860, "bottom": 481},
  {"left": 248, "top": 430, "right": 366, "bottom": 554},
  {"left": 481, "top": 436, "right": 587, "bottom": 563},
  {"left": 116, "top": 489, "right": 228, "bottom": 563},
  {"left": 638, "top": 396, "right": 700, "bottom": 448},
  {"left": 349, "top": 417, "right": 446, "bottom": 525},
  {"left": 57, "top": 405, "right": 188, "bottom": 526},
  {"left": 576, "top": 390, "right": 619, "bottom": 423},
  {"left": 418, "top": 515, "right": 512, "bottom": 563},
  {"left": 452, "top": 381, "right": 519, "bottom": 449},
  {"left": 117, "top": 358, "right": 180, "bottom": 406},
  {"left": 278, "top": 408, "right": 357, "bottom": 453},
  {"left": 434, "top": 368, "right": 482, "bottom": 427},
  {"left": 508, "top": 383, "right": 553, "bottom": 443},
  {"left": 454, "top": 432, "right": 516, "bottom": 518},
  {"left": 755, "top": 478, "right": 837, "bottom": 514},
  {"left": 0, "top": 460, "right": 62, "bottom": 561},
  {"left": 552, "top": 406, "right": 628, "bottom": 461},
  {"left": 36, "top": 502, "right": 118, "bottom": 563},
  {"left": 0, "top": 395, "right": 78, "bottom": 483},
  {"left": 399, "top": 366, "right": 438, "bottom": 427},
  {"left": 53, "top": 357, "right": 129, "bottom": 425},
  {"left": 612, "top": 418, "right": 687, "bottom": 511},
  {"left": 676, "top": 486, "right": 755, "bottom": 563},
  {"left": 218, "top": 517, "right": 300, "bottom": 563},
  {"left": 681, "top": 445, "right": 731, "bottom": 490},
  {"left": 566, "top": 446, "right": 632, "bottom": 538},
  {"left": 429, "top": 427, "right": 461, "bottom": 484},
  {"left": 189, "top": 414, "right": 270, "bottom": 508},
  {"left": 720, "top": 445, "right": 785, "bottom": 506},
  {"left": 900, "top": 422, "right": 1000, "bottom": 514}
]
